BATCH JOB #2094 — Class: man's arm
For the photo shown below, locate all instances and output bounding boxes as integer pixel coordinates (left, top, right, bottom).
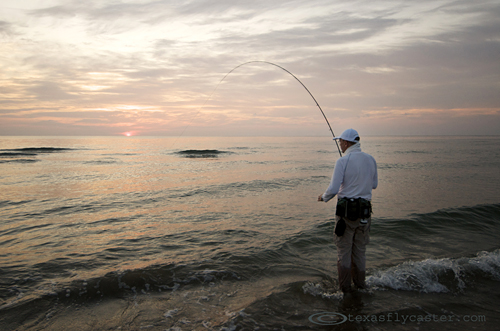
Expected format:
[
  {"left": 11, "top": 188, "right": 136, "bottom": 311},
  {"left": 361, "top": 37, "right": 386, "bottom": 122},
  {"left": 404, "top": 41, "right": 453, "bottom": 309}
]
[
  {"left": 319, "top": 159, "right": 344, "bottom": 202},
  {"left": 372, "top": 157, "right": 378, "bottom": 189}
]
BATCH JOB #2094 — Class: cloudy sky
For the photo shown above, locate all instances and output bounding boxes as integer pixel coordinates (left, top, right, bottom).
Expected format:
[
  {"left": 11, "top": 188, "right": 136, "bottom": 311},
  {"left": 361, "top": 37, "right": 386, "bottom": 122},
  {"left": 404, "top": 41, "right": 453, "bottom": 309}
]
[{"left": 1, "top": 0, "right": 499, "bottom": 136}]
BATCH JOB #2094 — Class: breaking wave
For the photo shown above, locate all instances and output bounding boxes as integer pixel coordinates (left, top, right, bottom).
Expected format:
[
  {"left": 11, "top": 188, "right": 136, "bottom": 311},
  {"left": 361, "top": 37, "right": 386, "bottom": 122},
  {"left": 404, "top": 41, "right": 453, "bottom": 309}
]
[{"left": 367, "top": 249, "right": 500, "bottom": 293}]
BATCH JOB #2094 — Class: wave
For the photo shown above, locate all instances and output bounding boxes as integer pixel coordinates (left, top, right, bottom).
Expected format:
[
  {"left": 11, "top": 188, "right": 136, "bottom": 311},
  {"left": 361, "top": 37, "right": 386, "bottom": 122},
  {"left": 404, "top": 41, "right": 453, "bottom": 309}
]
[
  {"left": 377, "top": 163, "right": 423, "bottom": 170},
  {"left": 371, "top": 203, "right": 500, "bottom": 258},
  {"left": 2, "top": 202, "right": 499, "bottom": 316},
  {"left": 0, "top": 159, "right": 39, "bottom": 164},
  {"left": 0, "top": 152, "right": 38, "bottom": 157},
  {"left": 164, "top": 176, "right": 307, "bottom": 201},
  {"left": 0, "top": 147, "right": 74, "bottom": 164},
  {"left": 373, "top": 204, "right": 500, "bottom": 238},
  {"left": 0, "top": 222, "right": 323, "bottom": 311},
  {"left": 300, "top": 249, "right": 500, "bottom": 299},
  {"left": 0, "top": 147, "right": 73, "bottom": 154},
  {"left": 83, "top": 159, "right": 119, "bottom": 165},
  {"left": 0, "top": 261, "right": 242, "bottom": 310},
  {"left": 374, "top": 203, "right": 500, "bottom": 229},
  {"left": 394, "top": 150, "right": 430, "bottom": 154},
  {"left": 175, "top": 149, "right": 233, "bottom": 158},
  {"left": 367, "top": 249, "right": 500, "bottom": 293}
]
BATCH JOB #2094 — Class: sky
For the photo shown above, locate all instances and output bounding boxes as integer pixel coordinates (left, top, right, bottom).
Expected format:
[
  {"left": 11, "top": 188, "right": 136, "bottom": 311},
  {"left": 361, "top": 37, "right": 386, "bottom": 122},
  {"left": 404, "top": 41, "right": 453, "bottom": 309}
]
[{"left": 1, "top": 0, "right": 499, "bottom": 136}]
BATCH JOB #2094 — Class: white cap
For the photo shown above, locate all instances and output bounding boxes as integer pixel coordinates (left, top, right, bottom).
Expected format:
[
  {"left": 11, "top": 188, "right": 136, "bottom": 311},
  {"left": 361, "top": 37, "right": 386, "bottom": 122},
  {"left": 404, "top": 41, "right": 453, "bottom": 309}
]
[{"left": 333, "top": 128, "right": 360, "bottom": 143}]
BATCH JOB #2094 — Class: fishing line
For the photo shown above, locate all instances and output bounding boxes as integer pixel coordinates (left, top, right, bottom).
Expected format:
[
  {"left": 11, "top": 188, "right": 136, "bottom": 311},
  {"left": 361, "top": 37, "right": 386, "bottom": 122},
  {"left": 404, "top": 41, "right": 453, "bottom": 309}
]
[{"left": 174, "top": 61, "right": 342, "bottom": 157}]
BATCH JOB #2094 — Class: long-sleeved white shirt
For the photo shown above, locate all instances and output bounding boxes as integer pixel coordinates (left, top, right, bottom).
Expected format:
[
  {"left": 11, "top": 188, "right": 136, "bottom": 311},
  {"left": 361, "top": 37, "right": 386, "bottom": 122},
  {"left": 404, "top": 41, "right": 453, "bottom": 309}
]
[{"left": 322, "top": 143, "right": 378, "bottom": 203}]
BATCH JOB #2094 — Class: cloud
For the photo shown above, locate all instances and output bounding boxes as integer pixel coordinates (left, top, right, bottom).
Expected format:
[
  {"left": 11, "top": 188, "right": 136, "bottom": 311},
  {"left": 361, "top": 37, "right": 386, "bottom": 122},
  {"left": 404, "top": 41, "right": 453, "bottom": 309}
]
[
  {"left": 28, "top": 81, "right": 77, "bottom": 101},
  {"left": 1, "top": 0, "right": 499, "bottom": 136},
  {"left": 0, "top": 20, "right": 15, "bottom": 35}
]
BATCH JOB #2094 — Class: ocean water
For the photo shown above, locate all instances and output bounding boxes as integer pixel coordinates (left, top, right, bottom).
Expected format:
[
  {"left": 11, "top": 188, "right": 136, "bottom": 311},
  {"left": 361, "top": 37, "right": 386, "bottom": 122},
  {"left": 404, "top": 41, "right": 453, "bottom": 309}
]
[{"left": 0, "top": 136, "right": 499, "bottom": 331}]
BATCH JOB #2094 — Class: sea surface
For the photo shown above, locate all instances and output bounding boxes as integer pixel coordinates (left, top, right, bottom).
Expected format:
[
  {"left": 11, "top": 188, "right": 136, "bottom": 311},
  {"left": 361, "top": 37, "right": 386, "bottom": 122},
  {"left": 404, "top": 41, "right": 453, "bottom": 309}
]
[{"left": 0, "top": 136, "right": 499, "bottom": 331}]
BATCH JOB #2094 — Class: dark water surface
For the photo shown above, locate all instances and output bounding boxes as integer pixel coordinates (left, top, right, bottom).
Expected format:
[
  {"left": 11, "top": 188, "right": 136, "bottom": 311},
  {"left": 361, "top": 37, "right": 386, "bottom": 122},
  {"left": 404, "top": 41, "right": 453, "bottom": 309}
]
[{"left": 1, "top": 136, "right": 499, "bottom": 330}]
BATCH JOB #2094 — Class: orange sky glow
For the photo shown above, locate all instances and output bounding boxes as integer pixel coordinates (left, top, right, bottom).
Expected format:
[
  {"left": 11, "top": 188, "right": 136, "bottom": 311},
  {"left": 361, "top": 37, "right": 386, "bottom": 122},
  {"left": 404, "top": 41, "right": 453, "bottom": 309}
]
[{"left": 1, "top": 0, "right": 499, "bottom": 136}]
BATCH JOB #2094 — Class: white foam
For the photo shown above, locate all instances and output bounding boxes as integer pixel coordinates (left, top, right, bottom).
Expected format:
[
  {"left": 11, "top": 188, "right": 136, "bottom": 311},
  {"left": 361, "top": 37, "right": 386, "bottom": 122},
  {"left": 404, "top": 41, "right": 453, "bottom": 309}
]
[
  {"left": 367, "top": 249, "right": 500, "bottom": 293},
  {"left": 466, "top": 249, "right": 500, "bottom": 280},
  {"left": 220, "top": 322, "right": 237, "bottom": 331},
  {"left": 164, "top": 309, "right": 179, "bottom": 318},
  {"left": 367, "top": 258, "right": 462, "bottom": 293},
  {"left": 302, "top": 281, "right": 344, "bottom": 300}
]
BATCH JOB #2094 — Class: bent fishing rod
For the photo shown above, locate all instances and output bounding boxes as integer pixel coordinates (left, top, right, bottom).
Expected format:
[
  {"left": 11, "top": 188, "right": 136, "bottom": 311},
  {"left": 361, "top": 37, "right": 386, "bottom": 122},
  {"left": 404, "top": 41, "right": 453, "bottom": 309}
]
[
  {"left": 175, "top": 61, "right": 342, "bottom": 156},
  {"left": 216, "top": 61, "right": 342, "bottom": 157}
]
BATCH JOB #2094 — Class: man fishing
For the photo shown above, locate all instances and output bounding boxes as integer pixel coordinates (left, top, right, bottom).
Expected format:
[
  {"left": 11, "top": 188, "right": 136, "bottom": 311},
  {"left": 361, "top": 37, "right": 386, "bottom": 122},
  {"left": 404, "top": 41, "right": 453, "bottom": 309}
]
[{"left": 318, "top": 128, "right": 378, "bottom": 293}]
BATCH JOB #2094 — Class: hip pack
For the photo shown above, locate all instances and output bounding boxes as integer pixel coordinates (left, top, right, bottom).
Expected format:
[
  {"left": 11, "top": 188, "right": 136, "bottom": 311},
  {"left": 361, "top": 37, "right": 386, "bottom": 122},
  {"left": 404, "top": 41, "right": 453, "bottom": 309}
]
[{"left": 336, "top": 197, "right": 372, "bottom": 222}]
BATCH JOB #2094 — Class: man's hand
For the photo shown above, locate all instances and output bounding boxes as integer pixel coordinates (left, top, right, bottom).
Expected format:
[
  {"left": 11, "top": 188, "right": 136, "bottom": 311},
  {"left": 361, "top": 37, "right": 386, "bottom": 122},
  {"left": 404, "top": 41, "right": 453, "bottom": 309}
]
[{"left": 318, "top": 195, "right": 324, "bottom": 202}]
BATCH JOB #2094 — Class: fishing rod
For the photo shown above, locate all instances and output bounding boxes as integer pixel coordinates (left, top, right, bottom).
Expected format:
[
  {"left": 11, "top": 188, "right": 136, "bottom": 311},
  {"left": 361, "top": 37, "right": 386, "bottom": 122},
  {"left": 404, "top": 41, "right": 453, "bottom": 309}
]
[
  {"left": 174, "top": 61, "right": 342, "bottom": 157},
  {"left": 216, "top": 61, "right": 342, "bottom": 157}
]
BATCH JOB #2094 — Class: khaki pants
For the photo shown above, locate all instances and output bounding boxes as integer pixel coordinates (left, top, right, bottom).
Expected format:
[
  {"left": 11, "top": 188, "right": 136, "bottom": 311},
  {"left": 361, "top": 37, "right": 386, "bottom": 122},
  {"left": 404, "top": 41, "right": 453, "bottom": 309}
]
[{"left": 334, "top": 215, "right": 371, "bottom": 292}]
